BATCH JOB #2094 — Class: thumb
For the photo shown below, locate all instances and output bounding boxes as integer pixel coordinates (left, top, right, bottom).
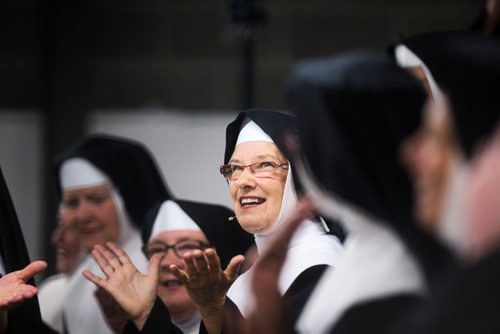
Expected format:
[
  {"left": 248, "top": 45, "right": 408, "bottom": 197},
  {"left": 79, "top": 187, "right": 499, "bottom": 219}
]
[
  {"left": 17, "top": 260, "right": 47, "bottom": 282},
  {"left": 225, "top": 255, "right": 245, "bottom": 282}
]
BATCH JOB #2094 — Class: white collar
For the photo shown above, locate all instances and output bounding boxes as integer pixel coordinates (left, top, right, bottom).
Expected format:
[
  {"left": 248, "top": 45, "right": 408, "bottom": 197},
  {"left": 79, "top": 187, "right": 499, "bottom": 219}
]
[
  {"left": 172, "top": 311, "right": 202, "bottom": 334},
  {"left": 296, "top": 222, "right": 425, "bottom": 333},
  {"left": 227, "top": 220, "right": 342, "bottom": 319}
]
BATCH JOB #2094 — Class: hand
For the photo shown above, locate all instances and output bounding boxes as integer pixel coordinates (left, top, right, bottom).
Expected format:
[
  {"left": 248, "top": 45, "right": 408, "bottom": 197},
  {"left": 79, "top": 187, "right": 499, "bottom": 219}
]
[
  {"left": 243, "top": 199, "right": 315, "bottom": 333},
  {"left": 82, "top": 242, "right": 162, "bottom": 331},
  {"left": 170, "top": 249, "right": 245, "bottom": 334},
  {"left": 95, "top": 288, "right": 129, "bottom": 334},
  {"left": 0, "top": 260, "right": 47, "bottom": 310}
]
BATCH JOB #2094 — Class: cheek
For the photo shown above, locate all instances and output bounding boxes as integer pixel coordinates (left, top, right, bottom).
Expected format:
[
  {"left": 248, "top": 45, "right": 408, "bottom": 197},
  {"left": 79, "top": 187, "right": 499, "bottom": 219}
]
[
  {"left": 260, "top": 179, "right": 285, "bottom": 206},
  {"left": 101, "top": 205, "right": 121, "bottom": 237},
  {"left": 229, "top": 184, "right": 238, "bottom": 201}
]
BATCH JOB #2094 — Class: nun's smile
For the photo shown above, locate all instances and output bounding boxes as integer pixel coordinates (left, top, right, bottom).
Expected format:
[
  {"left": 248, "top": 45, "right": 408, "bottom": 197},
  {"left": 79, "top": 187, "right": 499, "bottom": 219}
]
[
  {"left": 240, "top": 196, "right": 266, "bottom": 207},
  {"left": 229, "top": 141, "right": 288, "bottom": 233}
]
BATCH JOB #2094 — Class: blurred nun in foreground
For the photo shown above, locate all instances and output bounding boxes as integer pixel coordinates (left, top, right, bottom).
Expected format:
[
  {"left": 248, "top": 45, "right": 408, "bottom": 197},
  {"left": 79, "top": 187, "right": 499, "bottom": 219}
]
[
  {"left": 286, "top": 51, "right": 451, "bottom": 333},
  {"left": 389, "top": 31, "right": 500, "bottom": 334}
]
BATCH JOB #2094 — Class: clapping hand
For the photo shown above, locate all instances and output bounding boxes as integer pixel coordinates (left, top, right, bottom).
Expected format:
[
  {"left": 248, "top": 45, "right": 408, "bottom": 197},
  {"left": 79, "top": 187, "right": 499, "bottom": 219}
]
[
  {"left": 83, "top": 242, "right": 163, "bottom": 331},
  {"left": 0, "top": 260, "right": 47, "bottom": 310},
  {"left": 170, "top": 248, "right": 245, "bottom": 334}
]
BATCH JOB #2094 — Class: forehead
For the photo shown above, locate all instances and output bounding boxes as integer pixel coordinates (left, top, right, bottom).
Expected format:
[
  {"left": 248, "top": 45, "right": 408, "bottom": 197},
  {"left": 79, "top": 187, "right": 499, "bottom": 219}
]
[
  {"left": 230, "top": 141, "right": 285, "bottom": 162},
  {"left": 149, "top": 230, "right": 208, "bottom": 244},
  {"left": 63, "top": 183, "right": 112, "bottom": 198}
]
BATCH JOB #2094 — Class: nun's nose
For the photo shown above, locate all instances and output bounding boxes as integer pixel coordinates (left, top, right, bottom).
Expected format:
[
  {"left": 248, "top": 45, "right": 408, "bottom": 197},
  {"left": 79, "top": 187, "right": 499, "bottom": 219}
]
[
  {"left": 73, "top": 201, "right": 93, "bottom": 222},
  {"left": 234, "top": 168, "right": 257, "bottom": 189}
]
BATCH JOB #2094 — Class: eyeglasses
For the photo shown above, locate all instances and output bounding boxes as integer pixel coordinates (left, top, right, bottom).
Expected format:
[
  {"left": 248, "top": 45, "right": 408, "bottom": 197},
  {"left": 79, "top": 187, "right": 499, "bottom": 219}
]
[
  {"left": 141, "top": 240, "right": 210, "bottom": 260},
  {"left": 219, "top": 161, "right": 289, "bottom": 181}
]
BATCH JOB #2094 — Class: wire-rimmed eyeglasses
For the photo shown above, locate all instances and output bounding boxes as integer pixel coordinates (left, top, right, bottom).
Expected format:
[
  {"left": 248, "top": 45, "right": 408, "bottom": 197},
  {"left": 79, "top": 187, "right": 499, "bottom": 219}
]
[
  {"left": 141, "top": 240, "right": 210, "bottom": 260},
  {"left": 219, "top": 161, "right": 289, "bottom": 181}
]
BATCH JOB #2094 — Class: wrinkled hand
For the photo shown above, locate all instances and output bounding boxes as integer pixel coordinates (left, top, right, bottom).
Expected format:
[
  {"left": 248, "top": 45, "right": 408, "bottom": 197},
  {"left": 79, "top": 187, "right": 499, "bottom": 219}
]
[
  {"left": 170, "top": 249, "right": 244, "bottom": 334},
  {"left": 95, "top": 288, "right": 129, "bottom": 334},
  {"left": 82, "top": 242, "right": 162, "bottom": 330},
  {"left": 0, "top": 260, "right": 47, "bottom": 310},
  {"left": 242, "top": 199, "right": 315, "bottom": 334}
]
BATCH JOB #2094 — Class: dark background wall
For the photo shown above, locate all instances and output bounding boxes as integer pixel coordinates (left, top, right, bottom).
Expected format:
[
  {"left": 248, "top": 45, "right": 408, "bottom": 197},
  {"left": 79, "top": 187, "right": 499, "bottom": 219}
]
[
  {"left": 1, "top": 0, "right": 479, "bottom": 111},
  {"left": 0, "top": 0, "right": 480, "bottom": 274}
]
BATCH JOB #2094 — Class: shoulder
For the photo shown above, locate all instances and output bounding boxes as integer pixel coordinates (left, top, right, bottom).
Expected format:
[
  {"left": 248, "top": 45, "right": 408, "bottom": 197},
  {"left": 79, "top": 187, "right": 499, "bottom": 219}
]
[{"left": 283, "top": 265, "right": 329, "bottom": 323}]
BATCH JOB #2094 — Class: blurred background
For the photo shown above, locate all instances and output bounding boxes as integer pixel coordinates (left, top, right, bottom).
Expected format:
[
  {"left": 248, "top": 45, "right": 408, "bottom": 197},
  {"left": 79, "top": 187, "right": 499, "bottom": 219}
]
[{"left": 0, "top": 0, "right": 479, "bottom": 277}]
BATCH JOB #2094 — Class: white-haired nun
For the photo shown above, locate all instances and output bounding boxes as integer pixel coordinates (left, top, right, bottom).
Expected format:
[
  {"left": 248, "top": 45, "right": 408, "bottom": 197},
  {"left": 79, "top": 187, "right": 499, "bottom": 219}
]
[
  {"left": 222, "top": 110, "right": 344, "bottom": 322},
  {"left": 53, "top": 135, "right": 171, "bottom": 334}
]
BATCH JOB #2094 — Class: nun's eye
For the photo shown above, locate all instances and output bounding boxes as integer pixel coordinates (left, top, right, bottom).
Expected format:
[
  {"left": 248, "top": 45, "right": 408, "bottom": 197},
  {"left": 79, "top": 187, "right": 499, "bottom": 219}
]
[
  {"left": 176, "top": 241, "right": 207, "bottom": 255},
  {"left": 88, "top": 195, "right": 109, "bottom": 205},
  {"left": 63, "top": 198, "right": 79, "bottom": 209},
  {"left": 141, "top": 241, "right": 210, "bottom": 259},
  {"left": 256, "top": 161, "right": 276, "bottom": 170},
  {"left": 231, "top": 165, "right": 245, "bottom": 172}
]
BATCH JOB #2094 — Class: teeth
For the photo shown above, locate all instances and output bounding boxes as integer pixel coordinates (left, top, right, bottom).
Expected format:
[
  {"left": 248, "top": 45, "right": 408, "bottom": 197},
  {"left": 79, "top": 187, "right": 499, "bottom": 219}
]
[
  {"left": 165, "top": 280, "right": 182, "bottom": 287},
  {"left": 240, "top": 198, "right": 264, "bottom": 205}
]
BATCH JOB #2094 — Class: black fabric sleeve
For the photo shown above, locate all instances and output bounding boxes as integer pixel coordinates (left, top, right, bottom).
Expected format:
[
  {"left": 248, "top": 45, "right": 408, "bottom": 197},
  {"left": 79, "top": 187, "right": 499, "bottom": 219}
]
[
  {"left": 331, "top": 294, "right": 421, "bottom": 334},
  {"left": 122, "top": 297, "right": 182, "bottom": 334},
  {"left": 218, "top": 265, "right": 329, "bottom": 334},
  {"left": 283, "top": 264, "right": 329, "bottom": 324}
]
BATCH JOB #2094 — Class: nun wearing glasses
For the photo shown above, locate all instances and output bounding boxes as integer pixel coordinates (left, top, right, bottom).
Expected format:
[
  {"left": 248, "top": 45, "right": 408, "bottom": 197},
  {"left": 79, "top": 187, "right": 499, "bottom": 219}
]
[
  {"left": 83, "top": 198, "right": 253, "bottom": 334},
  {"left": 166, "top": 109, "right": 344, "bottom": 333},
  {"left": 83, "top": 110, "right": 343, "bottom": 333}
]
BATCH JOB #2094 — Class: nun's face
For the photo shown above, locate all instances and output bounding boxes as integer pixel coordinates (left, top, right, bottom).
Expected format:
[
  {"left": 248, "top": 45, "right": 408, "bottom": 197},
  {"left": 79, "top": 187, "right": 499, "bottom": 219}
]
[
  {"left": 62, "top": 184, "right": 120, "bottom": 251},
  {"left": 151, "top": 230, "right": 209, "bottom": 321},
  {"left": 229, "top": 141, "right": 288, "bottom": 233},
  {"left": 401, "top": 99, "right": 459, "bottom": 231},
  {"left": 52, "top": 210, "right": 82, "bottom": 274}
]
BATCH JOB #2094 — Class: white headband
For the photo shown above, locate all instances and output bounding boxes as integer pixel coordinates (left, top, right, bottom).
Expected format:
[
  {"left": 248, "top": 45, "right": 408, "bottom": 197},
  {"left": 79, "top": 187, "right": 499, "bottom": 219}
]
[
  {"left": 150, "top": 200, "right": 201, "bottom": 241},
  {"left": 60, "top": 158, "right": 110, "bottom": 190},
  {"left": 236, "top": 119, "right": 274, "bottom": 145},
  {"left": 394, "top": 44, "right": 444, "bottom": 102}
]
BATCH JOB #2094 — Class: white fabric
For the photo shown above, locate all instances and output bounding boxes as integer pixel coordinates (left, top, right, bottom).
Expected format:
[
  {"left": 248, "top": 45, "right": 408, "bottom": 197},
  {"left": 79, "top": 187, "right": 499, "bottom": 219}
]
[
  {"left": 62, "top": 188, "right": 148, "bottom": 334},
  {"left": 150, "top": 200, "right": 201, "bottom": 240},
  {"left": 38, "top": 274, "right": 69, "bottom": 333},
  {"left": 394, "top": 44, "right": 444, "bottom": 102},
  {"left": 296, "top": 223, "right": 425, "bottom": 333},
  {"left": 60, "top": 158, "right": 110, "bottom": 190},
  {"left": 226, "top": 167, "right": 343, "bottom": 318},
  {"left": 438, "top": 157, "right": 468, "bottom": 253},
  {"left": 228, "top": 220, "right": 343, "bottom": 318},
  {"left": 172, "top": 312, "right": 202, "bottom": 334},
  {"left": 294, "top": 157, "right": 425, "bottom": 333},
  {"left": 235, "top": 119, "right": 274, "bottom": 146}
]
